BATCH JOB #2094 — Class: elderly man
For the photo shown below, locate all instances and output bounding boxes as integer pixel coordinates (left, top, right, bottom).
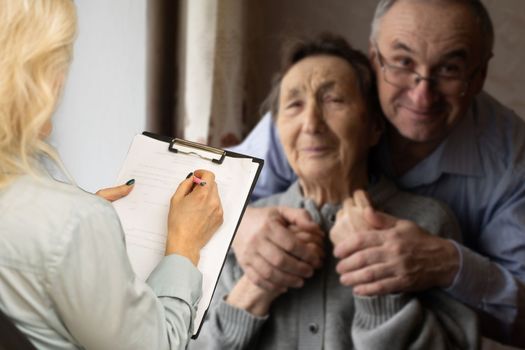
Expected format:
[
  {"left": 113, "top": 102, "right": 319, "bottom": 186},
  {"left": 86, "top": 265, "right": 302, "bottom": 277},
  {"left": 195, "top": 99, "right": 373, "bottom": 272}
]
[{"left": 231, "top": 0, "right": 525, "bottom": 347}]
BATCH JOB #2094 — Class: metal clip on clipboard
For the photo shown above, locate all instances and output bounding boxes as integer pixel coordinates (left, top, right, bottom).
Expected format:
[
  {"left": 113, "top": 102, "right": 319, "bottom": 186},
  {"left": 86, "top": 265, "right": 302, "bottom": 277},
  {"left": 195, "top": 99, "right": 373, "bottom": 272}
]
[{"left": 169, "top": 138, "right": 226, "bottom": 164}]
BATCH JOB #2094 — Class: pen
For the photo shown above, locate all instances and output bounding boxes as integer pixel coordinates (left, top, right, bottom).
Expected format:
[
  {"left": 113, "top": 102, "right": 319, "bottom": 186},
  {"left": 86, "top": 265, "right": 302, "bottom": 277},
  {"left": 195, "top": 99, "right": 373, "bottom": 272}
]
[{"left": 192, "top": 176, "right": 206, "bottom": 186}]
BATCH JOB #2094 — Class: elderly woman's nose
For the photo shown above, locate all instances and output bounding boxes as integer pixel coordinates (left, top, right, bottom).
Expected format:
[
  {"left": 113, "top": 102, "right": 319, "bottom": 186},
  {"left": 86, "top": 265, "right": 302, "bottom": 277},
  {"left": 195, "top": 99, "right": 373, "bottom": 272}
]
[{"left": 302, "top": 103, "right": 325, "bottom": 133}]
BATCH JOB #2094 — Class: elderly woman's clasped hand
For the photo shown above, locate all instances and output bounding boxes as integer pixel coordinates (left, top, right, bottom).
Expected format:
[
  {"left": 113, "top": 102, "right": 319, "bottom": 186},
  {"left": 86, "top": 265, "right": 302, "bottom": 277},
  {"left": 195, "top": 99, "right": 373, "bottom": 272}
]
[
  {"left": 229, "top": 206, "right": 324, "bottom": 315},
  {"left": 233, "top": 206, "right": 325, "bottom": 292}
]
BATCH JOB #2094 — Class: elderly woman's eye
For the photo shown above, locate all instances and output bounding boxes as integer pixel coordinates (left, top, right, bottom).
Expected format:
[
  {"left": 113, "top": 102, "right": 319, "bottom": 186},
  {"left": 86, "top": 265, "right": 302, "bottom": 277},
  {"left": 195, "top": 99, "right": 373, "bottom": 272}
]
[
  {"left": 324, "top": 95, "right": 344, "bottom": 104},
  {"left": 285, "top": 100, "right": 303, "bottom": 109}
]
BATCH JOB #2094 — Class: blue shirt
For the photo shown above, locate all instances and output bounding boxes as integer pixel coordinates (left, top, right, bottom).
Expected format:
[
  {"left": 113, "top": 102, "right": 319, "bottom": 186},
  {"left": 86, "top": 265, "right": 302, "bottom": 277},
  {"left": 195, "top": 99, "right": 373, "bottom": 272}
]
[
  {"left": 231, "top": 92, "right": 525, "bottom": 346},
  {"left": 0, "top": 175, "right": 202, "bottom": 349}
]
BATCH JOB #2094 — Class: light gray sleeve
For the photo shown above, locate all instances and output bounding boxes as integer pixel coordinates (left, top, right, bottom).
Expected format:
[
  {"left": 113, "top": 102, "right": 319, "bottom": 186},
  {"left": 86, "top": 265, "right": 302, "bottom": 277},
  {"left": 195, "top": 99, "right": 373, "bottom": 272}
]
[
  {"left": 189, "top": 251, "right": 268, "bottom": 350},
  {"left": 352, "top": 291, "right": 480, "bottom": 350},
  {"left": 46, "top": 198, "right": 202, "bottom": 350}
]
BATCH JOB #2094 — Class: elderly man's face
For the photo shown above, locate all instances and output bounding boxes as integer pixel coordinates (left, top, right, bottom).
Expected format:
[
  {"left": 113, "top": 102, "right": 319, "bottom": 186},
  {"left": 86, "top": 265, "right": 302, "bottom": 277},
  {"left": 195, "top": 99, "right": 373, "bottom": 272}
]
[
  {"left": 371, "top": 0, "right": 486, "bottom": 146},
  {"left": 276, "top": 55, "right": 380, "bottom": 182}
]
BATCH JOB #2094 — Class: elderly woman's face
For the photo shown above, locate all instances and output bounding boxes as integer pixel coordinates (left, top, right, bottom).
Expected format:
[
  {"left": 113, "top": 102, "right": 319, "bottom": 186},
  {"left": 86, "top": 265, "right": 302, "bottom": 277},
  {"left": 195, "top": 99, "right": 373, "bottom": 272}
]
[{"left": 277, "top": 55, "right": 379, "bottom": 182}]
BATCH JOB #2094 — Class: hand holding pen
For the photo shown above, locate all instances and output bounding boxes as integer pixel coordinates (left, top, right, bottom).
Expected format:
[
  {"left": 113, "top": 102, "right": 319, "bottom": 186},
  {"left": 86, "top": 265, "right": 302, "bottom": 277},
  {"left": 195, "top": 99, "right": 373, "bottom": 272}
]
[
  {"left": 165, "top": 169, "right": 224, "bottom": 265},
  {"left": 191, "top": 175, "right": 206, "bottom": 187}
]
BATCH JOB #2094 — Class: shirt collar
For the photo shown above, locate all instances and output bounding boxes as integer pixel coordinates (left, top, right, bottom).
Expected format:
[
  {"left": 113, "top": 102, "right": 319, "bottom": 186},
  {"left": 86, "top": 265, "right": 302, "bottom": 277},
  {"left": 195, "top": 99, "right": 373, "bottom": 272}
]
[{"left": 439, "top": 104, "right": 484, "bottom": 177}]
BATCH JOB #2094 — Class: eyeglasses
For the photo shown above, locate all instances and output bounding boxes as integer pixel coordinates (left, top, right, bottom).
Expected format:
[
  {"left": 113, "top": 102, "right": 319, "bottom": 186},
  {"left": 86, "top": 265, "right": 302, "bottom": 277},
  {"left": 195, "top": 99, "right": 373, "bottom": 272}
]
[{"left": 374, "top": 46, "right": 478, "bottom": 97}]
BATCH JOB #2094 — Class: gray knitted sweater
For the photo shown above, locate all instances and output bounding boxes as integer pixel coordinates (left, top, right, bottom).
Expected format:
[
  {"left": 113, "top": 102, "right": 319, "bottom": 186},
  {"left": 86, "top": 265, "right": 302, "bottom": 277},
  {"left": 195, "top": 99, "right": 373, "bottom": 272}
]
[{"left": 190, "top": 177, "right": 479, "bottom": 350}]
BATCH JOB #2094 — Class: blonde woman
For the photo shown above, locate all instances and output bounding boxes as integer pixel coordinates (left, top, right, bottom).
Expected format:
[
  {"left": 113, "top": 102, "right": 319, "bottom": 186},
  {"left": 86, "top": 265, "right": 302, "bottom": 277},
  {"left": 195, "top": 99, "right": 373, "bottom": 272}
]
[{"left": 0, "top": 1, "right": 223, "bottom": 349}]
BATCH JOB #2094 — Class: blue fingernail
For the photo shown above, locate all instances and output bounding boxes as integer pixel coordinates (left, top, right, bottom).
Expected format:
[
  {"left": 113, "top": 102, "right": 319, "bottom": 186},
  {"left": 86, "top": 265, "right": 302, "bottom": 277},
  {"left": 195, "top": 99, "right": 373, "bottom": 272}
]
[
  {"left": 186, "top": 172, "right": 193, "bottom": 179},
  {"left": 126, "top": 179, "right": 135, "bottom": 186},
  {"left": 199, "top": 181, "right": 207, "bottom": 187}
]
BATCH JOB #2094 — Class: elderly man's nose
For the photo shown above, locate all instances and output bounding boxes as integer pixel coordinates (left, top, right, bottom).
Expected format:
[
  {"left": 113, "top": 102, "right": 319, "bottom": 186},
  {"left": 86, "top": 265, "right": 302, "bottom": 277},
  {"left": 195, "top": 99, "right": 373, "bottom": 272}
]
[{"left": 407, "top": 79, "right": 437, "bottom": 109}]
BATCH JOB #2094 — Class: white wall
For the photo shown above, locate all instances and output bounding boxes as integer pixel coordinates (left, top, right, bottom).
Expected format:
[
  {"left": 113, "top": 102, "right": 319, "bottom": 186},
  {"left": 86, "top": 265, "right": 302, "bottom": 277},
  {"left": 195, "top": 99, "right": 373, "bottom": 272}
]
[{"left": 51, "top": 0, "right": 147, "bottom": 193}]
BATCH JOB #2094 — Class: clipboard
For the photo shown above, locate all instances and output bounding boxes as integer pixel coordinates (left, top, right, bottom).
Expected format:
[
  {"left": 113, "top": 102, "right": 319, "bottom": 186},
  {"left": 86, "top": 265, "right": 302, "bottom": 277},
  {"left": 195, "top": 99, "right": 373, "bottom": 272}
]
[{"left": 112, "top": 132, "right": 263, "bottom": 338}]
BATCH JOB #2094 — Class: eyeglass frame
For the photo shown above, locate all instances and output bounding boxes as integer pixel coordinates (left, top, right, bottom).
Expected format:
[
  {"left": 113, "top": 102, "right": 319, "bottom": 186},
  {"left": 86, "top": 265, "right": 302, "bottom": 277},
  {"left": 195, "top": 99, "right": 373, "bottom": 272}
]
[{"left": 373, "top": 44, "right": 481, "bottom": 97}]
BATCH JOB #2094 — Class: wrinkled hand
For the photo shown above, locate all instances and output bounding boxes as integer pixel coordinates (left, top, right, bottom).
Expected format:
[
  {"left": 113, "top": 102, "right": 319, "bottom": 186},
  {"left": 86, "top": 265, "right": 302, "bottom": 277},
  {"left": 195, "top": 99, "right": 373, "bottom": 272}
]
[
  {"left": 226, "top": 275, "right": 281, "bottom": 317},
  {"left": 332, "top": 207, "right": 459, "bottom": 296},
  {"left": 329, "top": 190, "right": 373, "bottom": 246},
  {"left": 95, "top": 181, "right": 134, "bottom": 202},
  {"left": 233, "top": 206, "right": 324, "bottom": 293},
  {"left": 166, "top": 169, "right": 224, "bottom": 265}
]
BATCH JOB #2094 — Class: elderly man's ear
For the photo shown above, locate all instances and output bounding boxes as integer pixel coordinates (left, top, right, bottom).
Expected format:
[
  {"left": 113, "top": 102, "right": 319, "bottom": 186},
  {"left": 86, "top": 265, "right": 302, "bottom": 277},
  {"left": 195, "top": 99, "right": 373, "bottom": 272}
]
[
  {"left": 470, "top": 55, "right": 492, "bottom": 96},
  {"left": 368, "top": 43, "right": 379, "bottom": 73}
]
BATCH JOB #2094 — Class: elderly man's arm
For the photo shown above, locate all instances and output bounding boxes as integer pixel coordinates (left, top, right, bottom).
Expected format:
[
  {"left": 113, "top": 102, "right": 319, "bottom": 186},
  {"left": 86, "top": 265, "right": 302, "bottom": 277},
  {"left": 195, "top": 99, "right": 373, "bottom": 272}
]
[
  {"left": 332, "top": 211, "right": 460, "bottom": 294},
  {"left": 330, "top": 190, "right": 460, "bottom": 295},
  {"left": 446, "top": 176, "right": 525, "bottom": 346},
  {"left": 332, "top": 191, "right": 479, "bottom": 349},
  {"left": 332, "top": 191, "right": 525, "bottom": 347}
]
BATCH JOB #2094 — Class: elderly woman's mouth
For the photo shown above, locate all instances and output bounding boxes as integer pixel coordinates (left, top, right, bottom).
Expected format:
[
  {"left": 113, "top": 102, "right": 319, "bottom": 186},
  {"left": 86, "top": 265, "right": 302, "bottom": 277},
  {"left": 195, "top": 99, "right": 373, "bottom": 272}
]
[{"left": 300, "top": 146, "right": 334, "bottom": 155}]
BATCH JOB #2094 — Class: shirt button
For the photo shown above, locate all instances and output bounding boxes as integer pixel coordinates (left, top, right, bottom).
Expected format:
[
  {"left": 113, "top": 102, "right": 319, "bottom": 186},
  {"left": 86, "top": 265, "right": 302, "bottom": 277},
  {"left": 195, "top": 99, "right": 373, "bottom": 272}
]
[
  {"left": 329, "top": 214, "right": 336, "bottom": 223},
  {"left": 308, "top": 322, "right": 319, "bottom": 334}
]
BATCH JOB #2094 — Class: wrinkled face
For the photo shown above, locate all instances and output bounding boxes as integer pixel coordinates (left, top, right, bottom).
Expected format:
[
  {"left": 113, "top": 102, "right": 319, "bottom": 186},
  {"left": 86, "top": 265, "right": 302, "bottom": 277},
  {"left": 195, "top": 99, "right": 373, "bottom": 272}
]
[
  {"left": 371, "top": 0, "right": 487, "bottom": 145},
  {"left": 276, "top": 55, "right": 380, "bottom": 182}
]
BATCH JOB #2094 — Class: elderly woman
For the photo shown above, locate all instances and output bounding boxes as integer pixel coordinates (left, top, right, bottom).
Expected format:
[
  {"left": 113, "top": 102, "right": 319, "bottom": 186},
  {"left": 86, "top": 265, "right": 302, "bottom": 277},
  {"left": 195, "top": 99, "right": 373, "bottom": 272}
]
[
  {"left": 192, "top": 34, "right": 479, "bottom": 349},
  {"left": 0, "top": 1, "right": 223, "bottom": 349}
]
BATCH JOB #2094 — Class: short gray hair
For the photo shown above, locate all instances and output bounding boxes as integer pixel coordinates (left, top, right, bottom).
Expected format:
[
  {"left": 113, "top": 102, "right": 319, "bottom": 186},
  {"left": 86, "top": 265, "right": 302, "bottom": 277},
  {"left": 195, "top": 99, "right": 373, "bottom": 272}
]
[{"left": 370, "top": 0, "right": 494, "bottom": 61}]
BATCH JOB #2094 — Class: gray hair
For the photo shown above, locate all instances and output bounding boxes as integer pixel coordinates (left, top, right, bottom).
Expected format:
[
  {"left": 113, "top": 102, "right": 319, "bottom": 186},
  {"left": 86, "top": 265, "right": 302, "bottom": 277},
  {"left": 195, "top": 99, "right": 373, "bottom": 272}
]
[
  {"left": 262, "top": 33, "right": 380, "bottom": 123},
  {"left": 370, "top": 0, "right": 494, "bottom": 61}
]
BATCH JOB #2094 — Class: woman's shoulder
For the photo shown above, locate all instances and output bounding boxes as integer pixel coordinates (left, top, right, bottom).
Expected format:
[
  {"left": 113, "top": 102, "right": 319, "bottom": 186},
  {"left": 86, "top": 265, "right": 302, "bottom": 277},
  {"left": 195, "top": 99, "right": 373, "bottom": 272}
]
[
  {"left": 14, "top": 175, "right": 111, "bottom": 212},
  {"left": 0, "top": 176, "right": 122, "bottom": 277},
  {"left": 3, "top": 175, "right": 118, "bottom": 239}
]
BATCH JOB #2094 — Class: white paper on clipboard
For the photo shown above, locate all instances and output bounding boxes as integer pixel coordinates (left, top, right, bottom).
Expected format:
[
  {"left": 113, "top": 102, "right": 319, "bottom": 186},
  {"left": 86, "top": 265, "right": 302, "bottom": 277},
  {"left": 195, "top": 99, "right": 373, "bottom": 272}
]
[{"left": 112, "top": 133, "right": 262, "bottom": 337}]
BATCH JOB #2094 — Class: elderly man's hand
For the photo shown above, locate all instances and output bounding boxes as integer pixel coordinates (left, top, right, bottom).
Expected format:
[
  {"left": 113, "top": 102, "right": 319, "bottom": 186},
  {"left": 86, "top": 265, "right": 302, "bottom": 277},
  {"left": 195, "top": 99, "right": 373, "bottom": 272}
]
[
  {"left": 329, "top": 190, "right": 374, "bottom": 246},
  {"left": 331, "top": 207, "right": 460, "bottom": 296},
  {"left": 233, "top": 206, "right": 324, "bottom": 293}
]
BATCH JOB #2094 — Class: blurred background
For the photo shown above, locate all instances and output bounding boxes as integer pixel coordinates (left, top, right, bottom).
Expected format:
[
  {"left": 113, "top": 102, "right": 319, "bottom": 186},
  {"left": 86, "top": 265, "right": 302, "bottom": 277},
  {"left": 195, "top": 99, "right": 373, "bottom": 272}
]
[{"left": 51, "top": 0, "right": 525, "bottom": 192}]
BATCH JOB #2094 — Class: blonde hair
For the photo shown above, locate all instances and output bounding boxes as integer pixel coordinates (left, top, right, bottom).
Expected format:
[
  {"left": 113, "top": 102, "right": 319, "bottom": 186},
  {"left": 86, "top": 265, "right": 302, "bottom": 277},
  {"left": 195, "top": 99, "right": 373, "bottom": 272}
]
[{"left": 0, "top": 0, "right": 77, "bottom": 188}]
